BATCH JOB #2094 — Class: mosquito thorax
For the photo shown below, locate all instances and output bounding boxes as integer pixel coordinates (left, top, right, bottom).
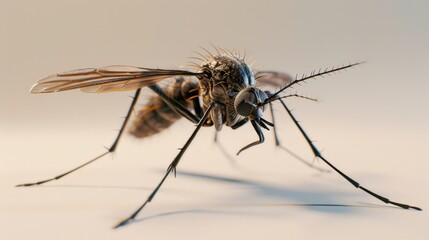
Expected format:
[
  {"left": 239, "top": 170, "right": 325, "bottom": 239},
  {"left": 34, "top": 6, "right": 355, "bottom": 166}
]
[
  {"left": 198, "top": 55, "right": 255, "bottom": 101},
  {"left": 197, "top": 54, "right": 256, "bottom": 129},
  {"left": 234, "top": 87, "right": 268, "bottom": 120}
]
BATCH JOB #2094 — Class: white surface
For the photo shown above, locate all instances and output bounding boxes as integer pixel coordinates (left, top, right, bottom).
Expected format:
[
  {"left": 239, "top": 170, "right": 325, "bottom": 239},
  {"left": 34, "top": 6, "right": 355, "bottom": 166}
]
[
  {"left": 2, "top": 121, "right": 427, "bottom": 239},
  {"left": 1, "top": 0, "right": 428, "bottom": 239}
]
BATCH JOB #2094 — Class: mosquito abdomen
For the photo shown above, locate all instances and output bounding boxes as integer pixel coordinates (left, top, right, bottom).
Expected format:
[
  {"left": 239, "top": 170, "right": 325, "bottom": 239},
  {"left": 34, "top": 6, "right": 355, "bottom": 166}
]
[{"left": 129, "top": 78, "right": 199, "bottom": 138}]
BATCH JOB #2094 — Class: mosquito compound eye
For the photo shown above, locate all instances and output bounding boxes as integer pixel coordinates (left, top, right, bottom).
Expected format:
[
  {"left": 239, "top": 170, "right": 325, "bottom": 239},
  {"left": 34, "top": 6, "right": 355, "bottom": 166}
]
[
  {"left": 234, "top": 88, "right": 257, "bottom": 117},
  {"left": 235, "top": 97, "right": 254, "bottom": 117},
  {"left": 234, "top": 87, "right": 269, "bottom": 119}
]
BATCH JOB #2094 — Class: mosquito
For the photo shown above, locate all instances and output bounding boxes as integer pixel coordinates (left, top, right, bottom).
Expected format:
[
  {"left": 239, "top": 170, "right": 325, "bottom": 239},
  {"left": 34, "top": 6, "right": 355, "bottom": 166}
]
[{"left": 17, "top": 46, "right": 421, "bottom": 228}]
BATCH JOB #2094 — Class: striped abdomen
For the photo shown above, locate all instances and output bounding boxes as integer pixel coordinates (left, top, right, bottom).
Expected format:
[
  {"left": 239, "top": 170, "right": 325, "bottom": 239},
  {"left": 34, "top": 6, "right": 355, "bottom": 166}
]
[{"left": 129, "top": 77, "right": 200, "bottom": 138}]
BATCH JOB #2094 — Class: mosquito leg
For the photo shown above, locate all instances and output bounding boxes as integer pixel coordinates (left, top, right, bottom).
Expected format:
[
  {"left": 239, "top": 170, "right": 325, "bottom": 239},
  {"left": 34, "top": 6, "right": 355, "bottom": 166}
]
[
  {"left": 194, "top": 94, "right": 234, "bottom": 163},
  {"left": 16, "top": 89, "right": 142, "bottom": 187},
  {"left": 192, "top": 97, "right": 203, "bottom": 118},
  {"left": 114, "top": 103, "right": 214, "bottom": 229},
  {"left": 278, "top": 99, "right": 421, "bottom": 210},
  {"left": 269, "top": 102, "right": 329, "bottom": 173}
]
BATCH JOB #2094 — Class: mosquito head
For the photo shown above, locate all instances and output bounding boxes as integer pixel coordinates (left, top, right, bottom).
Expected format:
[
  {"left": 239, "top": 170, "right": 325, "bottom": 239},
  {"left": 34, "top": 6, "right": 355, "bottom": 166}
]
[{"left": 234, "top": 87, "right": 268, "bottom": 120}]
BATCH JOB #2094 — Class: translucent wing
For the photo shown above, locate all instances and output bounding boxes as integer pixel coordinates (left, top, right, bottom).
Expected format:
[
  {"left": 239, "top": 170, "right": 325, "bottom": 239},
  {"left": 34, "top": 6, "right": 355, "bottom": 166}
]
[
  {"left": 255, "top": 71, "right": 293, "bottom": 88},
  {"left": 30, "top": 65, "right": 203, "bottom": 93}
]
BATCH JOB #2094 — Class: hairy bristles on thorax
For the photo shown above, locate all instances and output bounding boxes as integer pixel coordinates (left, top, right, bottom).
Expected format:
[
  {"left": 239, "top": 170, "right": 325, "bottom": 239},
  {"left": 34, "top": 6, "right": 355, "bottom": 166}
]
[{"left": 188, "top": 45, "right": 254, "bottom": 73}]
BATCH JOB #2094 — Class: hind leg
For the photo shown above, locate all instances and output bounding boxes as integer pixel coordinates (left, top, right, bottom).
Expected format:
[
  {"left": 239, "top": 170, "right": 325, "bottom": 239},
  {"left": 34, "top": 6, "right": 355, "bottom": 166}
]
[
  {"left": 17, "top": 89, "right": 142, "bottom": 187},
  {"left": 269, "top": 102, "right": 329, "bottom": 173}
]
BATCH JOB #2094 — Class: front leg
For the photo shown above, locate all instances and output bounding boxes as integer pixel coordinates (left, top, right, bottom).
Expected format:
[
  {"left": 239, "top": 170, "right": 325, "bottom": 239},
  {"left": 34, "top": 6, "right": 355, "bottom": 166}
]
[
  {"left": 279, "top": 98, "right": 421, "bottom": 211},
  {"left": 114, "top": 103, "right": 215, "bottom": 228}
]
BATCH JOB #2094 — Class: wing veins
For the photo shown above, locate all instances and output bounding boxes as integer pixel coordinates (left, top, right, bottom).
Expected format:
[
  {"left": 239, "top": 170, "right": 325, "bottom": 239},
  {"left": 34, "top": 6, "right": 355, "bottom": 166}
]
[{"left": 31, "top": 66, "right": 203, "bottom": 93}]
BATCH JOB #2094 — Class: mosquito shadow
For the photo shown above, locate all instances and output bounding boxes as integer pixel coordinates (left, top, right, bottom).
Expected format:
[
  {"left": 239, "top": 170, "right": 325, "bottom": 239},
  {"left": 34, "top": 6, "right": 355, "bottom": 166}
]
[
  {"left": 113, "top": 170, "right": 401, "bottom": 229},
  {"left": 134, "top": 208, "right": 252, "bottom": 224},
  {"left": 176, "top": 170, "right": 391, "bottom": 214},
  {"left": 38, "top": 184, "right": 153, "bottom": 191}
]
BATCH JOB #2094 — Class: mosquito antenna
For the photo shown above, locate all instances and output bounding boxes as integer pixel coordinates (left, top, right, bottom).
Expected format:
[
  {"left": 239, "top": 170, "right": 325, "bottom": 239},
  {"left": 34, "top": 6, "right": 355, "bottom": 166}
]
[
  {"left": 264, "top": 62, "right": 364, "bottom": 105},
  {"left": 262, "top": 94, "right": 318, "bottom": 106}
]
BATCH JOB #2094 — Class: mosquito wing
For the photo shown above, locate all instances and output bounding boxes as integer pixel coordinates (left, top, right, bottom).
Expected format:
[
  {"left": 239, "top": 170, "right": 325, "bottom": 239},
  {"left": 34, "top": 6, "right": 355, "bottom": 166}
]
[
  {"left": 30, "top": 65, "right": 203, "bottom": 93},
  {"left": 255, "top": 71, "right": 293, "bottom": 88}
]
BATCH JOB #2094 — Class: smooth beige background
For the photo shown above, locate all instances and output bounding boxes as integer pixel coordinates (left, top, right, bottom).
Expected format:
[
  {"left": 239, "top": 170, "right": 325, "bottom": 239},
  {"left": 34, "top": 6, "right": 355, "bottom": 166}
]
[{"left": 1, "top": 0, "right": 428, "bottom": 239}]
